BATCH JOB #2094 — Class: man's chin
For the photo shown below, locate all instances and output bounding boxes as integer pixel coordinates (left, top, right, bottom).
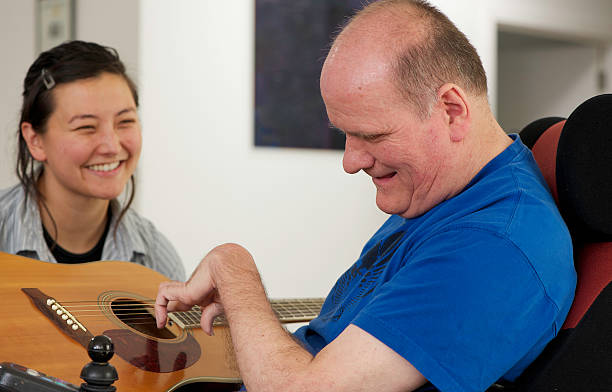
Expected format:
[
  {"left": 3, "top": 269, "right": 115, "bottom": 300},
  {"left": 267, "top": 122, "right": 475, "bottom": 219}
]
[
  {"left": 375, "top": 198, "right": 426, "bottom": 219},
  {"left": 375, "top": 198, "right": 406, "bottom": 217}
]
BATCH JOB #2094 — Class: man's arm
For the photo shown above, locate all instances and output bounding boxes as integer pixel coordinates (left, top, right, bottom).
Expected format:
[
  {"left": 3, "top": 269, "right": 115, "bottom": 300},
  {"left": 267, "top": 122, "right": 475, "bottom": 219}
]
[{"left": 155, "top": 243, "right": 427, "bottom": 391}]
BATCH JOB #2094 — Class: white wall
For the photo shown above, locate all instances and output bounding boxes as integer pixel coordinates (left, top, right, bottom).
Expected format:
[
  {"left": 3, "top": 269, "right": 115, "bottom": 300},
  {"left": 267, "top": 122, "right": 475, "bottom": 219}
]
[
  {"left": 0, "top": 0, "right": 36, "bottom": 187},
  {"left": 491, "top": 0, "right": 612, "bottom": 43},
  {"left": 75, "top": 1, "right": 140, "bottom": 83}
]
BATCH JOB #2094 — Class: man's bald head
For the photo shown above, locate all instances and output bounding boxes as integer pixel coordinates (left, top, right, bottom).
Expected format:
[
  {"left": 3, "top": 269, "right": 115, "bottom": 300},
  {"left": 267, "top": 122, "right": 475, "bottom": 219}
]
[{"left": 322, "top": 0, "right": 488, "bottom": 118}]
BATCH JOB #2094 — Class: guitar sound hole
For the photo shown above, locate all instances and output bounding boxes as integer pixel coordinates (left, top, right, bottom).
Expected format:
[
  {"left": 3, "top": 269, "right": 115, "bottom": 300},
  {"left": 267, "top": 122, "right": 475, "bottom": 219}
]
[{"left": 111, "top": 299, "right": 176, "bottom": 339}]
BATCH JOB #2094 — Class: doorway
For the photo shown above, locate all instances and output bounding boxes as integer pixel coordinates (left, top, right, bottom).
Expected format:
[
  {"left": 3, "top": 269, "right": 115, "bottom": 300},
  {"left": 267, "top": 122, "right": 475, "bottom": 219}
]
[{"left": 497, "top": 28, "right": 608, "bottom": 132}]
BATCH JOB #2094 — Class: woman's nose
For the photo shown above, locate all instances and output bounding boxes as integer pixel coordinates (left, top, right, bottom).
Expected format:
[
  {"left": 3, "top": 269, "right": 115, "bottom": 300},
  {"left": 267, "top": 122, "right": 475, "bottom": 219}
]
[{"left": 97, "top": 124, "right": 121, "bottom": 155}]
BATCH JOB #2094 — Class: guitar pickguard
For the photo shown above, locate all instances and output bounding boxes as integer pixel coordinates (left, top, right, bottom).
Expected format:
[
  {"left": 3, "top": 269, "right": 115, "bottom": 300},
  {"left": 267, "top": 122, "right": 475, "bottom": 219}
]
[
  {"left": 96, "top": 290, "right": 202, "bottom": 373},
  {"left": 104, "top": 328, "right": 201, "bottom": 373}
]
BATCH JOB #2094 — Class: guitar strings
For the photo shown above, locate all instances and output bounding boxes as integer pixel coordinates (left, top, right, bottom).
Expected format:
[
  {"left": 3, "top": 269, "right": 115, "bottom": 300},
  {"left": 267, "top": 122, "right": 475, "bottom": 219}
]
[
  {"left": 58, "top": 300, "right": 322, "bottom": 311},
  {"left": 61, "top": 308, "right": 320, "bottom": 320},
  {"left": 46, "top": 299, "right": 323, "bottom": 322}
]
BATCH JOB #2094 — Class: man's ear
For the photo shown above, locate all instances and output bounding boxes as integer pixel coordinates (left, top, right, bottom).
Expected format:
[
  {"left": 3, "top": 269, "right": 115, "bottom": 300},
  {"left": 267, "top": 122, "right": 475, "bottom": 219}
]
[
  {"left": 21, "top": 122, "right": 47, "bottom": 162},
  {"left": 437, "top": 83, "right": 470, "bottom": 142}
]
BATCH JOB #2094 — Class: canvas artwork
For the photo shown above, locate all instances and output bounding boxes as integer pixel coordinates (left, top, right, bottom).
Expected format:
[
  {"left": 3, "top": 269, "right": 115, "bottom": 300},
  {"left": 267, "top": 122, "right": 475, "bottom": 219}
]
[{"left": 255, "top": 0, "right": 364, "bottom": 150}]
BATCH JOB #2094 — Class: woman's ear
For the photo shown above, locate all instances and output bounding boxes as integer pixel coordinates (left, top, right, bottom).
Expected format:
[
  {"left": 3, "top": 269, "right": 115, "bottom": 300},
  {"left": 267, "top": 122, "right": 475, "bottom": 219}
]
[
  {"left": 437, "top": 83, "right": 470, "bottom": 142},
  {"left": 21, "top": 122, "right": 47, "bottom": 162}
]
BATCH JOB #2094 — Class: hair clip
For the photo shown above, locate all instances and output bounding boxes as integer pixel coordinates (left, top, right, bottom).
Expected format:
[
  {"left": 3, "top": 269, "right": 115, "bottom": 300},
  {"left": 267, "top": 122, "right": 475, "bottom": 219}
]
[{"left": 41, "top": 68, "right": 56, "bottom": 90}]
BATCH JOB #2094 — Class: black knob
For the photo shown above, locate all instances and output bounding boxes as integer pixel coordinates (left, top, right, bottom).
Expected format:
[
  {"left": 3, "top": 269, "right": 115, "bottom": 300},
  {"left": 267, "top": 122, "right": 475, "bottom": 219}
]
[
  {"left": 87, "top": 335, "right": 114, "bottom": 363},
  {"left": 80, "top": 335, "right": 118, "bottom": 392}
]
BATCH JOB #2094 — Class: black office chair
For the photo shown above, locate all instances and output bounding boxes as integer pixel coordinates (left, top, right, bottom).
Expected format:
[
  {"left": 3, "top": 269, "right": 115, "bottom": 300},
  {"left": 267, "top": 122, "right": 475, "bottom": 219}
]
[{"left": 515, "top": 94, "right": 612, "bottom": 391}]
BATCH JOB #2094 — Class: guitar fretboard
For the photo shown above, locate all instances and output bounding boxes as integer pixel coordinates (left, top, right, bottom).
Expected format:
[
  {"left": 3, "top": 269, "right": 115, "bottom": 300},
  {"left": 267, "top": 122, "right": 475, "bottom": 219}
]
[{"left": 168, "top": 298, "right": 324, "bottom": 329}]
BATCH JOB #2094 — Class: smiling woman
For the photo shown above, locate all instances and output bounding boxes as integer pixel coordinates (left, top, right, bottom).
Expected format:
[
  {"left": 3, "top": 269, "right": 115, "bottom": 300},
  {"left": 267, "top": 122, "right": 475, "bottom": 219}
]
[{"left": 0, "top": 41, "right": 185, "bottom": 281}]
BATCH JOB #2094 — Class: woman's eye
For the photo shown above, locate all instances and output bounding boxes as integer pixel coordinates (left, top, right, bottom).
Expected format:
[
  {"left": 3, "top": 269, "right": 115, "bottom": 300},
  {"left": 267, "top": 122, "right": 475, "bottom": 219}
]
[
  {"left": 75, "top": 125, "right": 95, "bottom": 131},
  {"left": 118, "top": 119, "right": 136, "bottom": 126}
]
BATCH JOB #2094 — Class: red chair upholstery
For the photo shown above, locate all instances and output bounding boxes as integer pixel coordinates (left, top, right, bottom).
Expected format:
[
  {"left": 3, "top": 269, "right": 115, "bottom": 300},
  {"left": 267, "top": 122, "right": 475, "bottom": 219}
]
[{"left": 515, "top": 94, "right": 612, "bottom": 391}]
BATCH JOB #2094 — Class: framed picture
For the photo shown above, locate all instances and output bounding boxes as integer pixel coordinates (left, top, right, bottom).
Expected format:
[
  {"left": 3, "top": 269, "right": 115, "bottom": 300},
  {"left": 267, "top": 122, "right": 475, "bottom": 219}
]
[
  {"left": 37, "top": 0, "right": 75, "bottom": 53},
  {"left": 255, "top": 0, "right": 363, "bottom": 150}
]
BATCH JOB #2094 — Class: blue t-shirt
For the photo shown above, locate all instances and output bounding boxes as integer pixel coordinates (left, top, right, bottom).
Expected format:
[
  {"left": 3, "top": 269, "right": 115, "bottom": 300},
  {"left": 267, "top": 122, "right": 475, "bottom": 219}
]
[{"left": 294, "top": 135, "right": 576, "bottom": 392}]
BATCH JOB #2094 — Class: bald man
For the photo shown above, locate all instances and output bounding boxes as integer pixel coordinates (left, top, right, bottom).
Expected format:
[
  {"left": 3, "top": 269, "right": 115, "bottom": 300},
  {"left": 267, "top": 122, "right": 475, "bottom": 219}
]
[{"left": 155, "top": 1, "right": 576, "bottom": 391}]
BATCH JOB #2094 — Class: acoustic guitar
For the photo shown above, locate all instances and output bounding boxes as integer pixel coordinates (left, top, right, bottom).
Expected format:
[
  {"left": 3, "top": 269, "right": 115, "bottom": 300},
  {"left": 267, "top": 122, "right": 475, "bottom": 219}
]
[{"left": 0, "top": 252, "right": 323, "bottom": 391}]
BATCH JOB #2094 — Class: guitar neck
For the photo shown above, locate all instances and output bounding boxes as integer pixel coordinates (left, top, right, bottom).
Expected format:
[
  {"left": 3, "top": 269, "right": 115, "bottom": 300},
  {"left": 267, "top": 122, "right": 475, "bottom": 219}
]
[
  {"left": 169, "top": 298, "right": 324, "bottom": 329},
  {"left": 269, "top": 298, "right": 325, "bottom": 322}
]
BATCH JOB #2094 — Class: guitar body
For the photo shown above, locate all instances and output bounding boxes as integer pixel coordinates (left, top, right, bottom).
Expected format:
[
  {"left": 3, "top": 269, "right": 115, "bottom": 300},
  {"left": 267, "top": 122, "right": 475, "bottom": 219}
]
[{"left": 0, "top": 252, "right": 241, "bottom": 391}]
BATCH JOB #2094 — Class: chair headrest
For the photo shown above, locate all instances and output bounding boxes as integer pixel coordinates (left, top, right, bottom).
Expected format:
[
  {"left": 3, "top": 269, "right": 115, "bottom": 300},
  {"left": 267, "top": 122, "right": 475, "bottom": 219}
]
[
  {"left": 520, "top": 116, "right": 566, "bottom": 150},
  {"left": 520, "top": 94, "right": 612, "bottom": 242}
]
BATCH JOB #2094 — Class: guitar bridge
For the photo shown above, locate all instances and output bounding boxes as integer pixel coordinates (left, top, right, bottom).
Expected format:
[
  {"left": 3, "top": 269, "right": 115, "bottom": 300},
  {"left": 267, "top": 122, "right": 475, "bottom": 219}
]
[
  {"left": 22, "top": 288, "right": 94, "bottom": 348},
  {"left": 45, "top": 297, "right": 87, "bottom": 332}
]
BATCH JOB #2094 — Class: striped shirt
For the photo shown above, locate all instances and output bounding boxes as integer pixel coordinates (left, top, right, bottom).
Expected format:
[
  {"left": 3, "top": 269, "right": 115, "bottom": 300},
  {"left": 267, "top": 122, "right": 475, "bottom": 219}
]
[{"left": 0, "top": 184, "right": 185, "bottom": 281}]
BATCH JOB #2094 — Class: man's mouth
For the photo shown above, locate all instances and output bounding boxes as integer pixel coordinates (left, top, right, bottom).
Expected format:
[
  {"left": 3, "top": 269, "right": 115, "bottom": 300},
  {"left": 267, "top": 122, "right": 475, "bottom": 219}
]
[
  {"left": 376, "top": 172, "right": 396, "bottom": 180},
  {"left": 371, "top": 171, "right": 396, "bottom": 186}
]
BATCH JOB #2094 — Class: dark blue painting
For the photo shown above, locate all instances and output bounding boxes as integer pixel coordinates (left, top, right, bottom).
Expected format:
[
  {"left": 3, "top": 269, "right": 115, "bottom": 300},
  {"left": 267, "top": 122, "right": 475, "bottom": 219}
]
[{"left": 255, "top": 0, "right": 363, "bottom": 150}]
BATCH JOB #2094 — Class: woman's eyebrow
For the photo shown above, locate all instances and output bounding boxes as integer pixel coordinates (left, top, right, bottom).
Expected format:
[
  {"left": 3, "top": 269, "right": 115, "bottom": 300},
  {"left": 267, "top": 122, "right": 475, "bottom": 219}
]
[
  {"left": 116, "top": 107, "right": 137, "bottom": 116},
  {"left": 68, "top": 114, "right": 97, "bottom": 124}
]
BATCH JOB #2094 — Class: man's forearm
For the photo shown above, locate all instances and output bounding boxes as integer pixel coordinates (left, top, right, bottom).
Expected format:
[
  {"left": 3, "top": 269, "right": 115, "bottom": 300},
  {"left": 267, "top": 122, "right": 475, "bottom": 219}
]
[{"left": 211, "top": 244, "right": 314, "bottom": 391}]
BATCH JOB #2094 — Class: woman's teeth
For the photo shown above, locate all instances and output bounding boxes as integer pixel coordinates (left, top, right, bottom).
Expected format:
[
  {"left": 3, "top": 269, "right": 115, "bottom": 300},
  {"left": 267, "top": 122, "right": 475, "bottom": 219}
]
[{"left": 88, "top": 161, "right": 120, "bottom": 172}]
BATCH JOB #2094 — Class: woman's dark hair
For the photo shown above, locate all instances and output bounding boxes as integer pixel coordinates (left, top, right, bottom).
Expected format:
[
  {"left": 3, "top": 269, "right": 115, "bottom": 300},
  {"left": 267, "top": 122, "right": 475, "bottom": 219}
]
[{"left": 16, "top": 40, "right": 139, "bottom": 242}]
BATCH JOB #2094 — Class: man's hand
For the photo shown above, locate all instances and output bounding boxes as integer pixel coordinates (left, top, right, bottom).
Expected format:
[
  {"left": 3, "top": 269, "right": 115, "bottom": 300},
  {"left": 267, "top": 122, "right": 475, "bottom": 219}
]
[{"left": 154, "top": 243, "right": 255, "bottom": 335}]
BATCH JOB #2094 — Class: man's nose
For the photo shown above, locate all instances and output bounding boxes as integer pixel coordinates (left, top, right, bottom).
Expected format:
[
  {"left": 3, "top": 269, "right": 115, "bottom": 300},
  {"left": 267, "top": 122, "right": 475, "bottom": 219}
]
[{"left": 342, "top": 136, "right": 374, "bottom": 174}]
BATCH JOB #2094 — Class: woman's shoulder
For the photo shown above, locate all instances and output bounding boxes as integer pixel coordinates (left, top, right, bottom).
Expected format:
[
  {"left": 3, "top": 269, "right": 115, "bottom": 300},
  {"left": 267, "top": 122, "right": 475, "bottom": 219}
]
[
  {"left": 0, "top": 185, "right": 31, "bottom": 250},
  {"left": 0, "top": 183, "right": 24, "bottom": 198},
  {"left": 113, "top": 203, "right": 173, "bottom": 250},
  {"left": 114, "top": 205, "right": 185, "bottom": 280},
  {"left": 0, "top": 184, "right": 27, "bottom": 217},
  {"left": 117, "top": 205, "right": 158, "bottom": 235}
]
